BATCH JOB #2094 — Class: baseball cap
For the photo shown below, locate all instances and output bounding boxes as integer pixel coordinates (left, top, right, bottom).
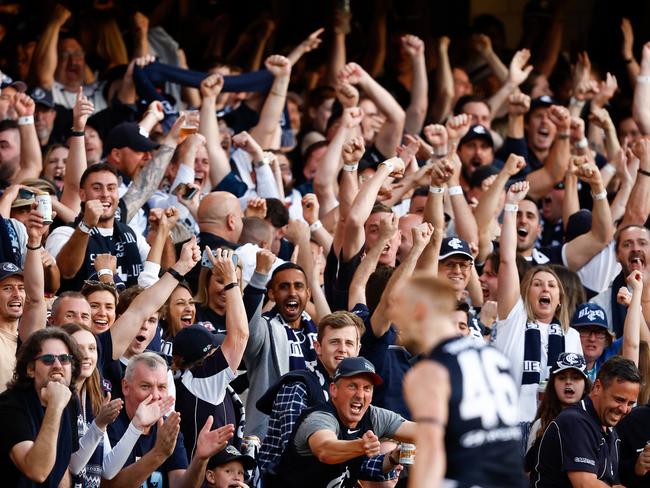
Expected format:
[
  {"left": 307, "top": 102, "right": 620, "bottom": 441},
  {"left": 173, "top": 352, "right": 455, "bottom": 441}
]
[
  {"left": 333, "top": 357, "right": 383, "bottom": 385},
  {"left": 0, "top": 262, "right": 23, "bottom": 282},
  {"left": 28, "top": 87, "right": 54, "bottom": 109},
  {"left": 21, "top": 178, "right": 57, "bottom": 195},
  {"left": 529, "top": 95, "right": 555, "bottom": 113},
  {"left": 459, "top": 124, "right": 493, "bottom": 148},
  {"left": 207, "top": 445, "right": 256, "bottom": 471},
  {"left": 105, "top": 122, "right": 160, "bottom": 153},
  {"left": 550, "top": 352, "right": 589, "bottom": 380},
  {"left": 571, "top": 303, "right": 609, "bottom": 330},
  {"left": 439, "top": 237, "right": 474, "bottom": 261},
  {"left": 0, "top": 74, "right": 26, "bottom": 93},
  {"left": 11, "top": 190, "right": 35, "bottom": 208},
  {"left": 173, "top": 324, "right": 219, "bottom": 364}
]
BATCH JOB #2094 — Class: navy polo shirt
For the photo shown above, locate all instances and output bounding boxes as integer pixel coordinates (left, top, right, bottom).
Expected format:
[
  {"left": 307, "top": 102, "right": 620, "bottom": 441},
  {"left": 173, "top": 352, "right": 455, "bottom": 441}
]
[{"left": 533, "top": 396, "right": 620, "bottom": 487}]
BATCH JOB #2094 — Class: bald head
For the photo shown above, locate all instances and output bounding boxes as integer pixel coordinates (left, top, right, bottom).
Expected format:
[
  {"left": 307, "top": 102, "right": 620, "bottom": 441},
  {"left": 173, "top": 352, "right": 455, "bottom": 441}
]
[{"left": 198, "top": 191, "right": 244, "bottom": 242}]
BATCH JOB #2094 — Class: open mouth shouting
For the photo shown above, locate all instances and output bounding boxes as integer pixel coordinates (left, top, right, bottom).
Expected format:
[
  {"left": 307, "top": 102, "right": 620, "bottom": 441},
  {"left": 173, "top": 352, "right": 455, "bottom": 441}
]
[
  {"left": 92, "top": 318, "right": 109, "bottom": 333},
  {"left": 283, "top": 298, "right": 300, "bottom": 317},
  {"left": 517, "top": 227, "right": 529, "bottom": 239},
  {"left": 562, "top": 385, "right": 577, "bottom": 401},
  {"left": 538, "top": 294, "right": 552, "bottom": 308},
  {"left": 7, "top": 300, "right": 23, "bottom": 314},
  {"left": 628, "top": 251, "right": 645, "bottom": 272},
  {"left": 350, "top": 399, "right": 364, "bottom": 416},
  {"left": 180, "top": 313, "right": 194, "bottom": 327}
]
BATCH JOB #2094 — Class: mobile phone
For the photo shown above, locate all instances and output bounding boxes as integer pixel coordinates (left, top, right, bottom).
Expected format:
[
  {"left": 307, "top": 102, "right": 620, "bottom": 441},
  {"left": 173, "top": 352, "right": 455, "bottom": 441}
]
[
  {"left": 176, "top": 183, "right": 198, "bottom": 200},
  {"left": 201, "top": 248, "right": 238, "bottom": 269}
]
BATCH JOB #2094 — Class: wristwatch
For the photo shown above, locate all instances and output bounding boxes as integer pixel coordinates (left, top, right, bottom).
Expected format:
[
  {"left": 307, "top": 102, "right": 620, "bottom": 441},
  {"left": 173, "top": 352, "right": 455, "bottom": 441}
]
[{"left": 78, "top": 221, "right": 92, "bottom": 234}]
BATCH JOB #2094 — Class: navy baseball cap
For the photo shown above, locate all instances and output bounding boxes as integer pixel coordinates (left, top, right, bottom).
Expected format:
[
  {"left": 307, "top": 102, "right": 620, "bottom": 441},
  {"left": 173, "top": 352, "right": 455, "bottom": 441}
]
[
  {"left": 0, "top": 262, "right": 23, "bottom": 282},
  {"left": 105, "top": 122, "right": 160, "bottom": 153},
  {"left": 439, "top": 237, "right": 474, "bottom": 261},
  {"left": 28, "top": 87, "right": 54, "bottom": 109},
  {"left": 207, "top": 445, "right": 256, "bottom": 471},
  {"left": 0, "top": 74, "right": 26, "bottom": 93},
  {"left": 459, "top": 124, "right": 493, "bottom": 148},
  {"left": 173, "top": 324, "right": 219, "bottom": 364},
  {"left": 550, "top": 352, "right": 589, "bottom": 380},
  {"left": 529, "top": 95, "right": 555, "bottom": 113},
  {"left": 333, "top": 357, "right": 383, "bottom": 385},
  {"left": 571, "top": 303, "right": 609, "bottom": 330}
]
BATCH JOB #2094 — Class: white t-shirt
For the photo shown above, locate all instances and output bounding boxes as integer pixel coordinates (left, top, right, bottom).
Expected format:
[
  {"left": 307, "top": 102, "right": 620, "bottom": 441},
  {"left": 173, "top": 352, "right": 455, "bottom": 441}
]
[
  {"left": 492, "top": 298, "right": 583, "bottom": 422},
  {"left": 52, "top": 80, "right": 107, "bottom": 111}
]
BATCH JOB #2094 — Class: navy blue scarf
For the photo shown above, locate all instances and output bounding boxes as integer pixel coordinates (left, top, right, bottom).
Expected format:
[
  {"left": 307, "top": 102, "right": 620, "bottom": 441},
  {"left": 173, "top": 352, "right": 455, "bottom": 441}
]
[
  {"left": 522, "top": 318, "right": 565, "bottom": 385},
  {"left": 0, "top": 215, "right": 22, "bottom": 266},
  {"left": 609, "top": 271, "right": 628, "bottom": 338}
]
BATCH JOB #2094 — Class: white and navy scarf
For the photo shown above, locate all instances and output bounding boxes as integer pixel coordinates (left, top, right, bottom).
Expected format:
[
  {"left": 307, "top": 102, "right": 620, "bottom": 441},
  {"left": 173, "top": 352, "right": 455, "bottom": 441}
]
[
  {"left": 522, "top": 319, "right": 565, "bottom": 385},
  {"left": 267, "top": 309, "right": 318, "bottom": 372}
]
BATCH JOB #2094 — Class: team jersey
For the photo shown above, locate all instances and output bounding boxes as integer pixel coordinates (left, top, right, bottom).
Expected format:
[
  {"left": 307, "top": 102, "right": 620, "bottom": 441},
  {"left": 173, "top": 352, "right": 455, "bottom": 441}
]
[{"left": 427, "top": 335, "right": 527, "bottom": 488}]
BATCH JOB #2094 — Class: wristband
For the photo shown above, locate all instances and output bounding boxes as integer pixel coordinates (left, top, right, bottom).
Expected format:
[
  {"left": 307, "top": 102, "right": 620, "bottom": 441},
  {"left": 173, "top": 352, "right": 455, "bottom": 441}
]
[
  {"left": 428, "top": 186, "right": 445, "bottom": 194},
  {"left": 97, "top": 268, "right": 114, "bottom": 278},
  {"left": 69, "top": 129, "right": 85, "bottom": 137},
  {"left": 309, "top": 220, "right": 323, "bottom": 232},
  {"left": 18, "top": 115, "right": 34, "bottom": 126},
  {"left": 252, "top": 159, "right": 267, "bottom": 169},
  {"left": 224, "top": 282, "right": 238, "bottom": 291},
  {"left": 637, "top": 75, "right": 650, "bottom": 84},
  {"left": 574, "top": 138, "right": 589, "bottom": 149},
  {"left": 639, "top": 168, "right": 650, "bottom": 178},
  {"left": 557, "top": 132, "right": 570, "bottom": 140},
  {"left": 26, "top": 243, "right": 42, "bottom": 251},
  {"left": 591, "top": 190, "right": 607, "bottom": 201},
  {"left": 77, "top": 221, "right": 92, "bottom": 234},
  {"left": 379, "top": 159, "right": 395, "bottom": 173},
  {"left": 414, "top": 417, "right": 446, "bottom": 427},
  {"left": 569, "top": 97, "right": 585, "bottom": 108},
  {"left": 601, "top": 163, "right": 616, "bottom": 175},
  {"left": 167, "top": 268, "right": 184, "bottom": 281},
  {"left": 343, "top": 164, "right": 358, "bottom": 172},
  {"left": 433, "top": 145, "right": 448, "bottom": 158},
  {"left": 504, "top": 203, "right": 518, "bottom": 212},
  {"left": 448, "top": 186, "right": 463, "bottom": 196}
]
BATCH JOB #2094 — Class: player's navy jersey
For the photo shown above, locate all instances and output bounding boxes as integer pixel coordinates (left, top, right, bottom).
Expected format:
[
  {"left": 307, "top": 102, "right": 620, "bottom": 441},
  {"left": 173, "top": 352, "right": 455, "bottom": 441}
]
[{"left": 427, "top": 335, "right": 527, "bottom": 488}]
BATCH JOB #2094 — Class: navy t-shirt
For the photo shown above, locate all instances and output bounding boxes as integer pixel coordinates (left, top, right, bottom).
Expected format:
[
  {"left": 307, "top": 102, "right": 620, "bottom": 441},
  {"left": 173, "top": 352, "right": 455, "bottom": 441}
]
[
  {"left": 354, "top": 303, "right": 412, "bottom": 419},
  {"left": 108, "top": 409, "right": 189, "bottom": 487}
]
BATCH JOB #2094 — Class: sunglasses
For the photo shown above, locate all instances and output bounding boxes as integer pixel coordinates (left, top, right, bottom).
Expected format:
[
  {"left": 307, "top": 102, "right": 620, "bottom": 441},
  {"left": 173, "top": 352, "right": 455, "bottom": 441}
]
[{"left": 34, "top": 354, "right": 73, "bottom": 366}]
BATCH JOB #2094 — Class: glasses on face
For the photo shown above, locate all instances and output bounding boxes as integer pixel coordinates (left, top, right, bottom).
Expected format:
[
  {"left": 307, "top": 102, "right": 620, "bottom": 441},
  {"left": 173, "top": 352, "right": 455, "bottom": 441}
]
[
  {"left": 578, "top": 329, "right": 608, "bottom": 340},
  {"left": 443, "top": 260, "right": 472, "bottom": 271},
  {"left": 34, "top": 354, "right": 73, "bottom": 366},
  {"left": 59, "top": 50, "right": 85, "bottom": 60}
]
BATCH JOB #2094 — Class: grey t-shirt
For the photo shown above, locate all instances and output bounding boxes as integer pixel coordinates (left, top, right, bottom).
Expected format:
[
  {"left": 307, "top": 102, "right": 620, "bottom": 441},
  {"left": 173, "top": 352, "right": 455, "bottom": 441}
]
[{"left": 294, "top": 406, "right": 405, "bottom": 456}]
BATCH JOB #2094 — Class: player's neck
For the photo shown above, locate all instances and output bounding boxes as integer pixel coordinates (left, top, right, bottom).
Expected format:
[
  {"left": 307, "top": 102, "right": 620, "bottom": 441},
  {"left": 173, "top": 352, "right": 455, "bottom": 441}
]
[{"left": 421, "top": 321, "right": 457, "bottom": 354}]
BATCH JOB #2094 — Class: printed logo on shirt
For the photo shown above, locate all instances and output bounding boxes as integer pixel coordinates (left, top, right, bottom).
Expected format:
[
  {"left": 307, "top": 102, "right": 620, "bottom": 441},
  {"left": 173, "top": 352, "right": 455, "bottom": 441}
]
[
  {"left": 347, "top": 428, "right": 360, "bottom": 435},
  {"left": 574, "top": 457, "right": 596, "bottom": 466}
]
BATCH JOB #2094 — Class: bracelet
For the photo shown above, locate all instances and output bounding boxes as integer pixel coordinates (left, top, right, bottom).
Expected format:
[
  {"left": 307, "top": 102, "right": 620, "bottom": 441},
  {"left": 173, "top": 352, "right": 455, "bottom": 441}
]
[
  {"left": 252, "top": 159, "right": 267, "bottom": 168},
  {"left": 557, "top": 132, "right": 570, "bottom": 140},
  {"left": 433, "top": 145, "right": 448, "bottom": 158},
  {"left": 270, "top": 90, "right": 285, "bottom": 96},
  {"left": 591, "top": 190, "right": 607, "bottom": 201},
  {"left": 639, "top": 168, "right": 650, "bottom": 178},
  {"left": 26, "top": 243, "right": 42, "bottom": 251},
  {"left": 77, "top": 221, "right": 92, "bottom": 234},
  {"left": 69, "top": 129, "right": 85, "bottom": 137},
  {"left": 574, "top": 138, "right": 589, "bottom": 149},
  {"left": 379, "top": 159, "right": 395, "bottom": 173},
  {"left": 601, "top": 163, "right": 616, "bottom": 175},
  {"left": 414, "top": 417, "right": 446, "bottom": 427},
  {"left": 569, "top": 97, "right": 585, "bottom": 107},
  {"left": 167, "top": 268, "right": 184, "bottom": 281},
  {"left": 637, "top": 75, "right": 650, "bottom": 84},
  {"left": 18, "top": 115, "right": 34, "bottom": 126},
  {"left": 504, "top": 203, "right": 518, "bottom": 212},
  {"left": 224, "top": 282, "right": 238, "bottom": 291},
  {"left": 343, "top": 164, "right": 358, "bottom": 172},
  {"left": 309, "top": 220, "right": 323, "bottom": 232},
  {"left": 448, "top": 186, "right": 463, "bottom": 196},
  {"left": 429, "top": 186, "right": 445, "bottom": 194},
  {"left": 97, "top": 268, "right": 114, "bottom": 278}
]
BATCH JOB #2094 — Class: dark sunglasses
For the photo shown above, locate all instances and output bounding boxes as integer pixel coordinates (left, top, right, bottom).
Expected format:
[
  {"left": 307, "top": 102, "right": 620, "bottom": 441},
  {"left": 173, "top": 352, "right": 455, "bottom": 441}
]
[{"left": 34, "top": 354, "right": 73, "bottom": 365}]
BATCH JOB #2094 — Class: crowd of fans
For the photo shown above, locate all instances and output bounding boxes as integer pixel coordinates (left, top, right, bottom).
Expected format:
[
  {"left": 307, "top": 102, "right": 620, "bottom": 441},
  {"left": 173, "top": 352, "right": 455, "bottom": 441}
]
[{"left": 2, "top": 0, "right": 650, "bottom": 486}]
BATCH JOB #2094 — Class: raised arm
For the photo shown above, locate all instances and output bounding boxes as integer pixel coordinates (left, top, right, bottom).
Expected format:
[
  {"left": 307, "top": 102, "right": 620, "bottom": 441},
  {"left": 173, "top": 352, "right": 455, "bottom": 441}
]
[
  {"left": 325, "top": 12, "right": 348, "bottom": 87},
  {"left": 342, "top": 157, "right": 405, "bottom": 261},
  {"left": 199, "top": 74, "right": 230, "bottom": 188},
  {"left": 302, "top": 194, "right": 333, "bottom": 256},
  {"left": 564, "top": 162, "right": 614, "bottom": 271},
  {"left": 339, "top": 62, "right": 405, "bottom": 158},
  {"left": 27, "top": 4, "right": 70, "bottom": 89},
  {"left": 447, "top": 152, "right": 478, "bottom": 245},
  {"left": 622, "top": 271, "right": 643, "bottom": 366},
  {"left": 402, "top": 35, "right": 428, "bottom": 135},
  {"left": 561, "top": 156, "right": 581, "bottom": 232},
  {"left": 472, "top": 34, "right": 509, "bottom": 83},
  {"left": 347, "top": 214, "right": 397, "bottom": 310},
  {"left": 487, "top": 49, "right": 533, "bottom": 118},
  {"left": 428, "top": 37, "right": 454, "bottom": 123},
  {"left": 60, "top": 88, "right": 94, "bottom": 214},
  {"left": 633, "top": 43, "right": 650, "bottom": 135},
  {"left": 621, "top": 19, "right": 640, "bottom": 89},
  {"left": 372, "top": 223, "right": 432, "bottom": 336},
  {"left": 250, "top": 55, "right": 291, "bottom": 150},
  {"left": 13, "top": 94, "right": 42, "bottom": 182},
  {"left": 497, "top": 179, "right": 529, "bottom": 320},
  {"left": 621, "top": 139, "right": 650, "bottom": 227},
  {"left": 122, "top": 117, "right": 183, "bottom": 222},
  {"left": 17, "top": 208, "right": 49, "bottom": 342},
  {"left": 109, "top": 239, "right": 200, "bottom": 360},
  {"left": 205, "top": 248, "right": 248, "bottom": 372},
  {"left": 288, "top": 28, "right": 324, "bottom": 67}
]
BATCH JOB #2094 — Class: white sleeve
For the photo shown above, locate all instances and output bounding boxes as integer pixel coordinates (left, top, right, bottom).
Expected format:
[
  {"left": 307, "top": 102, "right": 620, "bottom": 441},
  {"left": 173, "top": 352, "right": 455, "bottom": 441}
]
[
  {"left": 68, "top": 421, "right": 104, "bottom": 475},
  {"left": 135, "top": 232, "right": 151, "bottom": 263},
  {"left": 492, "top": 298, "right": 527, "bottom": 386},
  {"left": 254, "top": 163, "right": 280, "bottom": 199},
  {"left": 574, "top": 241, "right": 621, "bottom": 294},
  {"left": 170, "top": 164, "right": 194, "bottom": 193},
  {"left": 181, "top": 364, "right": 236, "bottom": 405},
  {"left": 45, "top": 226, "right": 75, "bottom": 259},
  {"left": 137, "top": 261, "right": 161, "bottom": 288},
  {"left": 101, "top": 422, "right": 143, "bottom": 480}
]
